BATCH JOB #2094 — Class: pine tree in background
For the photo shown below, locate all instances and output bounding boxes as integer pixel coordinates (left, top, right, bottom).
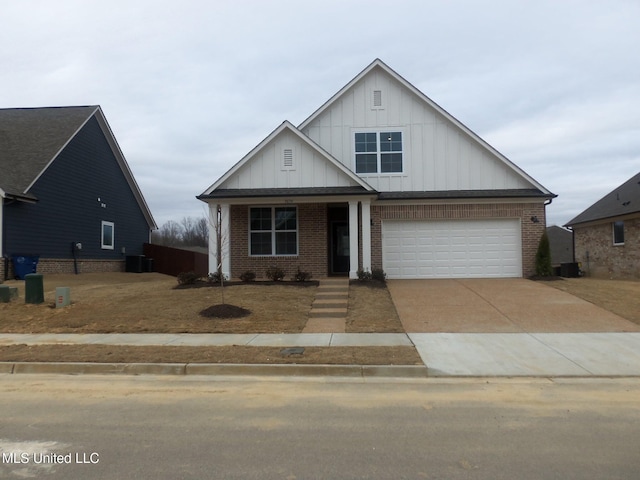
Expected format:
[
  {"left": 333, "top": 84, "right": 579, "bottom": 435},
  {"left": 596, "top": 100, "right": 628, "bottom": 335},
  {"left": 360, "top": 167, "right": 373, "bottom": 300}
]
[{"left": 535, "top": 230, "right": 554, "bottom": 277}]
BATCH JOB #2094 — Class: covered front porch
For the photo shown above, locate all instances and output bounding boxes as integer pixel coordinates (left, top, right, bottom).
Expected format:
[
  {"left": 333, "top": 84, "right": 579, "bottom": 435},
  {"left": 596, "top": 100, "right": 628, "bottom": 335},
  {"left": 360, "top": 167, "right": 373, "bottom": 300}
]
[{"left": 207, "top": 195, "right": 374, "bottom": 280}]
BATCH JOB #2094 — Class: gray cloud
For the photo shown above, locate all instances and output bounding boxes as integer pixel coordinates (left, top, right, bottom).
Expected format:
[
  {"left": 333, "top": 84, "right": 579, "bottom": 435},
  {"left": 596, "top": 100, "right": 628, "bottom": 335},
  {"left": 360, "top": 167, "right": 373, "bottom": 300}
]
[{"left": 2, "top": 0, "right": 638, "bottom": 228}]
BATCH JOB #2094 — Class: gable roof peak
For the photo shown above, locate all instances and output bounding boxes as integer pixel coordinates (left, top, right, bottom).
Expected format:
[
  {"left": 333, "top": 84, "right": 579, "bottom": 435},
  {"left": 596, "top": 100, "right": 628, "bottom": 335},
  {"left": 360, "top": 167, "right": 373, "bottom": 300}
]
[{"left": 199, "top": 120, "right": 374, "bottom": 197}]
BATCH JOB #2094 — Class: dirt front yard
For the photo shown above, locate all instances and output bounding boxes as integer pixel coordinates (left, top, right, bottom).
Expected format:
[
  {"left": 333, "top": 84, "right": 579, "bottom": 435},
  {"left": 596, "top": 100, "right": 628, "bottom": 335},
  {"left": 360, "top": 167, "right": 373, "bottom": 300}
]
[
  {"left": 0, "top": 272, "right": 415, "bottom": 365},
  {"left": 549, "top": 277, "right": 640, "bottom": 326}
]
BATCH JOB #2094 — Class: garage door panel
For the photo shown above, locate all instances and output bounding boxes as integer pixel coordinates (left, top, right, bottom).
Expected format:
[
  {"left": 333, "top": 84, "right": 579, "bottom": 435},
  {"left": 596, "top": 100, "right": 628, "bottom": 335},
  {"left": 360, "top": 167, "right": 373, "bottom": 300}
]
[{"left": 382, "top": 219, "right": 522, "bottom": 279}]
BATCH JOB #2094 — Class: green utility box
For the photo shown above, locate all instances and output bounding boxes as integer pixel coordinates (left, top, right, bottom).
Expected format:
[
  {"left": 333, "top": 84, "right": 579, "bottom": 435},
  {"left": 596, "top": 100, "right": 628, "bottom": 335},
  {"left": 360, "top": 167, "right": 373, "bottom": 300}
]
[
  {"left": 0, "top": 285, "right": 10, "bottom": 303},
  {"left": 25, "top": 273, "right": 44, "bottom": 304}
]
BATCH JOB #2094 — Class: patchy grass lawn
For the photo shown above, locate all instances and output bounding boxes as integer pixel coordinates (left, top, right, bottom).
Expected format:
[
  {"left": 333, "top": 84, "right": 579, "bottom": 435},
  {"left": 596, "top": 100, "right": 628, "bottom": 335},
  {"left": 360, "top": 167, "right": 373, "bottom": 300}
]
[
  {"left": 549, "top": 277, "right": 640, "bottom": 326},
  {"left": 346, "top": 281, "right": 404, "bottom": 333},
  {"left": 0, "top": 344, "right": 422, "bottom": 365},
  {"left": 0, "top": 273, "right": 316, "bottom": 334},
  {"left": 0, "top": 272, "right": 416, "bottom": 365}
]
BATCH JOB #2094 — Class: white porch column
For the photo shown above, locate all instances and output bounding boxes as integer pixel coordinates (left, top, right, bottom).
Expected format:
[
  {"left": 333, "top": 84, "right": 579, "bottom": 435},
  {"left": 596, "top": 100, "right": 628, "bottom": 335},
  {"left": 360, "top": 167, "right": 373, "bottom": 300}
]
[
  {"left": 207, "top": 203, "right": 218, "bottom": 275},
  {"left": 348, "top": 200, "right": 359, "bottom": 279},
  {"left": 361, "top": 199, "right": 371, "bottom": 272},
  {"left": 208, "top": 203, "right": 231, "bottom": 278},
  {"left": 220, "top": 203, "right": 231, "bottom": 278}
]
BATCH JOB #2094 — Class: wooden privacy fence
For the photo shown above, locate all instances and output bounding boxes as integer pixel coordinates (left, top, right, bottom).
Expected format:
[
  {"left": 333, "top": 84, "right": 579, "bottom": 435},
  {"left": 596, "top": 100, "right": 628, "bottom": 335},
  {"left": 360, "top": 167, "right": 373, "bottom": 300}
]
[{"left": 143, "top": 243, "right": 208, "bottom": 277}]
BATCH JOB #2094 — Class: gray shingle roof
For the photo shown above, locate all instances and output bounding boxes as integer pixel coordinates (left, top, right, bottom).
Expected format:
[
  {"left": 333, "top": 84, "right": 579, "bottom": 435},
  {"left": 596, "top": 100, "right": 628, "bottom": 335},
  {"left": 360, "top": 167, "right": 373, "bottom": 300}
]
[
  {"left": 0, "top": 106, "right": 97, "bottom": 196},
  {"left": 566, "top": 171, "right": 640, "bottom": 226},
  {"left": 198, "top": 186, "right": 372, "bottom": 200},
  {"left": 377, "top": 189, "right": 553, "bottom": 200}
]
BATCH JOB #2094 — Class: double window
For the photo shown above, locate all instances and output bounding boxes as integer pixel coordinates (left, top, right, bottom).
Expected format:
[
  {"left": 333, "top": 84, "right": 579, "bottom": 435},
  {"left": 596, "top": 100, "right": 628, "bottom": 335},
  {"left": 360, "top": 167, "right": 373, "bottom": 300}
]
[
  {"left": 355, "top": 131, "right": 403, "bottom": 174},
  {"left": 250, "top": 207, "right": 297, "bottom": 256}
]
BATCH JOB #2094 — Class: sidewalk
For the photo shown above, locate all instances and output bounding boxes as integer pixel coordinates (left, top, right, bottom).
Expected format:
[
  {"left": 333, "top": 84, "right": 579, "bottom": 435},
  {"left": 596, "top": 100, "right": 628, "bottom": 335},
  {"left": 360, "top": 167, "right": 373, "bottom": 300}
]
[{"left": 2, "top": 332, "right": 640, "bottom": 377}]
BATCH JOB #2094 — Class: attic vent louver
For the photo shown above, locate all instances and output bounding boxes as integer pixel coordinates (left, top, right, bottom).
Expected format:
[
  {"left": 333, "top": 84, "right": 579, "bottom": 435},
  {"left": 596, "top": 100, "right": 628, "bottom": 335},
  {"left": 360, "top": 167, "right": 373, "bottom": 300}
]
[
  {"left": 283, "top": 148, "right": 294, "bottom": 168},
  {"left": 373, "top": 89, "right": 382, "bottom": 107}
]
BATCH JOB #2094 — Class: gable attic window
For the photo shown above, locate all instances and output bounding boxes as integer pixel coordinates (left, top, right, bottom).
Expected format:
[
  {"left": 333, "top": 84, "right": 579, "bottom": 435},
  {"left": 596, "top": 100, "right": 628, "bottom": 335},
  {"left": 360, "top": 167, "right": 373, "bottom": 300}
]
[
  {"left": 354, "top": 131, "right": 403, "bottom": 174},
  {"left": 372, "top": 89, "right": 383, "bottom": 108},
  {"left": 282, "top": 148, "right": 295, "bottom": 170},
  {"left": 613, "top": 221, "right": 625, "bottom": 245}
]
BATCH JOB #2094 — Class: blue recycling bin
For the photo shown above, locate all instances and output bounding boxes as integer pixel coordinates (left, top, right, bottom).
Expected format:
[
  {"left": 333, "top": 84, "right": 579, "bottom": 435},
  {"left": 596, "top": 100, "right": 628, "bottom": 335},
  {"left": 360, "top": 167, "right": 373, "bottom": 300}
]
[{"left": 11, "top": 254, "right": 40, "bottom": 280}]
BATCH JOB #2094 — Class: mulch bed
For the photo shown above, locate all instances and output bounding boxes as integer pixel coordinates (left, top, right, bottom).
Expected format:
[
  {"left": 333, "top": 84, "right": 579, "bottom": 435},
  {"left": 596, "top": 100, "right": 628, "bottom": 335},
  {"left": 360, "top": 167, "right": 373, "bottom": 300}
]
[{"left": 200, "top": 304, "right": 251, "bottom": 318}]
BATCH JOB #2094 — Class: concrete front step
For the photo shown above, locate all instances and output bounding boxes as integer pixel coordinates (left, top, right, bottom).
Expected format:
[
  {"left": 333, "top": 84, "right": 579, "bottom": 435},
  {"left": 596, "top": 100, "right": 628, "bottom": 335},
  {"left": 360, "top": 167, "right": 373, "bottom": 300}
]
[
  {"left": 313, "top": 302, "right": 348, "bottom": 309},
  {"left": 313, "top": 298, "right": 348, "bottom": 305},
  {"left": 309, "top": 308, "right": 348, "bottom": 318},
  {"left": 316, "top": 287, "right": 349, "bottom": 294},
  {"left": 316, "top": 290, "right": 349, "bottom": 298}
]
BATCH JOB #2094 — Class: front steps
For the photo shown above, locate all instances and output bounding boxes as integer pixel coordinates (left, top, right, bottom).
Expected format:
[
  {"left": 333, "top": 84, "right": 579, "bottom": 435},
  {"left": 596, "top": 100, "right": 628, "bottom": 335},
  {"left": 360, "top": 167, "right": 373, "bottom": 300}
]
[{"left": 302, "top": 278, "right": 350, "bottom": 333}]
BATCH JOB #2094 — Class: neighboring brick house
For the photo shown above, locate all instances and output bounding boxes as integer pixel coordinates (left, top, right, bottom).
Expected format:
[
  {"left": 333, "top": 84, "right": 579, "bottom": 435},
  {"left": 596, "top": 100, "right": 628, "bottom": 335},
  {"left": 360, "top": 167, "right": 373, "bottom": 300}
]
[
  {"left": 198, "top": 59, "right": 555, "bottom": 279},
  {"left": 0, "top": 106, "right": 157, "bottom": 279},
  {"left": 565, "top": 171, "right": 640, "bottom": 278}
]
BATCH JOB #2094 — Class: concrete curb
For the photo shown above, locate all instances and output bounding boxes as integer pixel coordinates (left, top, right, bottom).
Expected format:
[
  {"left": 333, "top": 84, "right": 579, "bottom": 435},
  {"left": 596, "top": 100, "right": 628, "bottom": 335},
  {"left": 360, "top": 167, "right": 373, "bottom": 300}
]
[{"left": 1, "top": 362, "right": 429, "bottom": 378}]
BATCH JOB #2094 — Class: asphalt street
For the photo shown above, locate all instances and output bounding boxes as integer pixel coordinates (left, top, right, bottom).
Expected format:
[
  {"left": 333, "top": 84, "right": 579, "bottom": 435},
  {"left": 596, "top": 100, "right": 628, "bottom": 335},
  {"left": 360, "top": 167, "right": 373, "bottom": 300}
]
[{"left": 1, "top": 375, "right": 639, "bottom": 479}]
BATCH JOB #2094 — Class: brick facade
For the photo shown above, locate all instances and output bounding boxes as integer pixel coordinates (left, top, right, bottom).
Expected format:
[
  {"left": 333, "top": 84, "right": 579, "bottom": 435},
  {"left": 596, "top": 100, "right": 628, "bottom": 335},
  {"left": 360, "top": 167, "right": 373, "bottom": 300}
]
[
  {"left": 225, "top": 201, "right": 546, "bottom": 279},
  {"left": 229, "top": 204, "right": 328, "bottom": 279},
  {"left": 573, "top": 217, "right": 640, "bottom": 279},
  {"left": 371, "top": 202, "right": 546, "bottom": 278},
  {"left": 1, "top": 258, "right": 125, "bottom": 281}
]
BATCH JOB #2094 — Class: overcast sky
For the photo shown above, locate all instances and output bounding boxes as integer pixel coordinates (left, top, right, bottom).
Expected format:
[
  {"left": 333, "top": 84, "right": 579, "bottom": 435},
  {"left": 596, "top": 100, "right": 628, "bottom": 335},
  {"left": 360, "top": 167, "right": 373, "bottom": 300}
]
[{"left": 2, "top": 0, "right": 639, "bottom": 228}]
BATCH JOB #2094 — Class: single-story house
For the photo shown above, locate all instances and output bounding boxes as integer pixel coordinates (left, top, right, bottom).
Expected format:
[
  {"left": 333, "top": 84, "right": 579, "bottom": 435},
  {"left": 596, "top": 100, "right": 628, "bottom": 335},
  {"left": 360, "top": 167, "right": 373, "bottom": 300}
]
[
  {"left": 565, "top": 171, "right": 640, "bottom": 278},
  {"left": 0, "top": 106, "right": 157, "bottom": 279},
  {"left": 198, "top": 59, "right": 555, "bottom": 279}
]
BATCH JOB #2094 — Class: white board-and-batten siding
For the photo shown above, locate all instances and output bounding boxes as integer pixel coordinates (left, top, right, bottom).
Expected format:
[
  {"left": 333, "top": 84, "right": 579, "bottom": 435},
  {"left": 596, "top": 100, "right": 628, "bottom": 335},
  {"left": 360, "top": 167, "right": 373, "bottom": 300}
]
[
  {"left": 218, "top": 129, "right": 360, "bottom": 189},
  {"left": 301, "top": 66, "right": 533, "bottom": 193}
]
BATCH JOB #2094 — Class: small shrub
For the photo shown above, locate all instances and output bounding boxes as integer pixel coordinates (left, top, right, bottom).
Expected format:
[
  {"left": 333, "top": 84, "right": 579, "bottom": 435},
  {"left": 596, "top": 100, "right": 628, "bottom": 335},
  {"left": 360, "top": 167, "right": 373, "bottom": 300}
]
[
  {"left": 371, "top": 268, "right": 387, "bottom": 283},
  {"left": 240, "top": 270, "right": 256, "bottom": 282},
  {"left": 177, "top": 271, "right": 200, "bottom": 285},
  {"left": 265, "top": 266, "right": 285, "bottom": 281},
  {"left": 356, "top": 268, "right": 386, "bottom": 283},
  {"left": 208, "top": 271, "right": 228, "bottom": 284},
  {"left": 292, "top": 267, "right": 312, "bottom": 282},
  {"left": 356, "top": 269, "right": 372, "bottom": 282},
  {"left": 535, "top": 231, "right": 553, "bottom": 277}
]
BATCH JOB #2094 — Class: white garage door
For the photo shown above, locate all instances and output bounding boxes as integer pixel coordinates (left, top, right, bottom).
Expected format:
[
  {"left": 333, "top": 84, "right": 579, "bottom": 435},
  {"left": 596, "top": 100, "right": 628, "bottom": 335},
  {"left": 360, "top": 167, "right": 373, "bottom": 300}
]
[{"left": 382, "top": 219, "right": 522, "bottom": 279}]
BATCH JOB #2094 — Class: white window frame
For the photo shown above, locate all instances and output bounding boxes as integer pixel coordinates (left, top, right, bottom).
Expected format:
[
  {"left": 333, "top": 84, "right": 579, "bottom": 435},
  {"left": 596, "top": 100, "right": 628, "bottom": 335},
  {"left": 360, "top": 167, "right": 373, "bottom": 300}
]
[
  {"left": 612, "top": 221, "right": 625, "bottom": 246},
  {"left": 353, "top": 129, "right": 404, "bottom": 175},
  {"left": 101, "top": 221, "right": 115, "bottom": 250},
  {"left": 249, "top": 206, "right": 298, "bottom": 257}
]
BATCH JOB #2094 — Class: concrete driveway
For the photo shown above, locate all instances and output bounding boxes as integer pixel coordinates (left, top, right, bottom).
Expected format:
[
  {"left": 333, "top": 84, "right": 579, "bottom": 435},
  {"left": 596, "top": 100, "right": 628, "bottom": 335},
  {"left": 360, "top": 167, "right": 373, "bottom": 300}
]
[
  {"left": 387, "top": 278, "right": 640, "bottom": 333},
  {"left": 388, "top": 279, "right": 640, "bottom": 376}
]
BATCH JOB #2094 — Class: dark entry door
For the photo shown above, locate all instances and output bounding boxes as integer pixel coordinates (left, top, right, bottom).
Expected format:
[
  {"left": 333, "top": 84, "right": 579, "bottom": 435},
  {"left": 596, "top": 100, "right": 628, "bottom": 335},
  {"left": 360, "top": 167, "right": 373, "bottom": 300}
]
[{"left": 330, "top": 221, "right": 349, "bottom": 275}]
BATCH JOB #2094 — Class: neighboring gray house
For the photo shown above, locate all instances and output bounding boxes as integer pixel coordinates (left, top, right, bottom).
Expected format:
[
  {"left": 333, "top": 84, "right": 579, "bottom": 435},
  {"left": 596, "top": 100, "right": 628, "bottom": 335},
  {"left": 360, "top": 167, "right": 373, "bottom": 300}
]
[
  {"left": 547, "top": 225, "right": 574, "bottom": 267},
  {"left": 198, "top": 59, "right": 556, "bottom": 280},
  {"left": 565, "top": 171, "right": 640, "bottom": 278},
  {"left": 0, "top": 106, "right": 157, "bottom": 279}
]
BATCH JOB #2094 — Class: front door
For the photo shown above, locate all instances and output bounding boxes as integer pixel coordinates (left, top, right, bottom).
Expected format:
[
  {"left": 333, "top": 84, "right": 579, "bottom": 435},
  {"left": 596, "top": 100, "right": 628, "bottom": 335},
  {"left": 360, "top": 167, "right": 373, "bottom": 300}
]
[{"left": 330, "top": 221, "right": 349, "bottom": 275}]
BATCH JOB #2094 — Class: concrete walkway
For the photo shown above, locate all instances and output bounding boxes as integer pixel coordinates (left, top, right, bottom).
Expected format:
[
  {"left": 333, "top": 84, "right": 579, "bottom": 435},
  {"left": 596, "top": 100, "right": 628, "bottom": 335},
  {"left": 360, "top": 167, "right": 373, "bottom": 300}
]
[
  {"left": 2, "top": 332, "right": 640, "bottom": 377},
  {"left": 303, "top": 278, "right": 349, "bottom": 333}
]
